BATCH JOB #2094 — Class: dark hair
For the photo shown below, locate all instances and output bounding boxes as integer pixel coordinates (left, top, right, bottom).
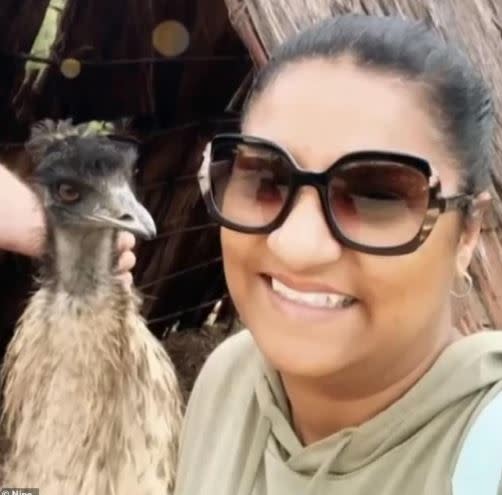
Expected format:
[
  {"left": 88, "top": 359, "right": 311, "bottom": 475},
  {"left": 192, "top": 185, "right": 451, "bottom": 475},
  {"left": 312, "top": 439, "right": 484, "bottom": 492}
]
[{"left": 244, "top": 14, "right": 494, "bottom": 194}]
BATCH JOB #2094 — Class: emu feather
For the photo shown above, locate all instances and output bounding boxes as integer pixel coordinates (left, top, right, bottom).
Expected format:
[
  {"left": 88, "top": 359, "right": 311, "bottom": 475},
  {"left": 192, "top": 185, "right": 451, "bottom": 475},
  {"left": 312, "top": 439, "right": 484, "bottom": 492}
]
[{"left": 0, "top": 120, "right": 183, "bottom": 494}]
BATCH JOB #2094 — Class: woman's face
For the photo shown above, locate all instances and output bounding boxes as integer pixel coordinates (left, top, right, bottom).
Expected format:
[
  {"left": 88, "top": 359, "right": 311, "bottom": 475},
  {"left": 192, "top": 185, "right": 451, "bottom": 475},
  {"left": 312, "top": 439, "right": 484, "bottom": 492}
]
[{"left": 221, "top": 57, "right": 478, "bottom": 385}]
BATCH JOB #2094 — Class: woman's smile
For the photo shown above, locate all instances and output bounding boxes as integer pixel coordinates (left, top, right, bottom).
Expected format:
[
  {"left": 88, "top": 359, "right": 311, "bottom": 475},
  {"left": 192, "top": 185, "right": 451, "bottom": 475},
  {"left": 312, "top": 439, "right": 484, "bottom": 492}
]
[{"left": 258, "top": 273, "right": 359, "bottom": 323}]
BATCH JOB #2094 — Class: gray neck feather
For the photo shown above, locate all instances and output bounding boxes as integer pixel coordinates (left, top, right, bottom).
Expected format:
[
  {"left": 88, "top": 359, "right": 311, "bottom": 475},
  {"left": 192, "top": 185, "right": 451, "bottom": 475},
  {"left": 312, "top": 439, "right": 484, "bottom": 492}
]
[{"left": 49, "top": 226, "right": 116, "bottom": 295}]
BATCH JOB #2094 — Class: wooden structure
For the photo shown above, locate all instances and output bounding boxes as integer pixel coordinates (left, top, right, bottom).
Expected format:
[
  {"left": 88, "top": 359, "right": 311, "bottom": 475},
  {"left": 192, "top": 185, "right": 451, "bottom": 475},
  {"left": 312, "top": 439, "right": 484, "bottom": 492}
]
[
  {"left": 226, "top": 0, "right": 502, "bottom": 334},
  {"left": 0, "top": 0, "right": 250, "bottom": 391}
]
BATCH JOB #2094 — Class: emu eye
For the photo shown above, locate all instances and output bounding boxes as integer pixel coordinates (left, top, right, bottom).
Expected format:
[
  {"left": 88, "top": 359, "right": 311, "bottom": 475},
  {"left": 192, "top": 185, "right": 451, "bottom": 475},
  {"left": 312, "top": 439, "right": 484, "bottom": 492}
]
[{"left": 57, "top": 183, "right": 80, "bottom": 203}]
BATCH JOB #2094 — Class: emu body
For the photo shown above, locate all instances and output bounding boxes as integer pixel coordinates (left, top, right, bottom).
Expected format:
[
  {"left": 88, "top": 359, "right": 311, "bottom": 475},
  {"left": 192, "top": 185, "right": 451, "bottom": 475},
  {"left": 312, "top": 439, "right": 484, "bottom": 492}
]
[{"left": 0, "top": 121, "right": 183, "bottom": 494}]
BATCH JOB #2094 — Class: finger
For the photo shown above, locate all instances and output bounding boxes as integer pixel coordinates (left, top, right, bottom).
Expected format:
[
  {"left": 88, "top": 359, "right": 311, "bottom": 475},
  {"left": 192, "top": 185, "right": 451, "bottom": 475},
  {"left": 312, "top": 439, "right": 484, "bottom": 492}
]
[
  {"left": 117, "top": 272, "right": 134, "bottom": 290},
  {"left": 117, "top": 231, "right": 136, "bottom": 252},
  {"left": 116, "top": 251, "right": 136, "bottom": 273}
]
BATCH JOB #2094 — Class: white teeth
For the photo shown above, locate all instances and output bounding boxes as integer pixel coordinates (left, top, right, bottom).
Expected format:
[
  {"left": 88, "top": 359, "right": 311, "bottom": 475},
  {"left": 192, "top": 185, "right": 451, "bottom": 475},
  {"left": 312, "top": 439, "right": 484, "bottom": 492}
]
[{"left": 270, "top": 278, "right": 354, "bottom": 309}]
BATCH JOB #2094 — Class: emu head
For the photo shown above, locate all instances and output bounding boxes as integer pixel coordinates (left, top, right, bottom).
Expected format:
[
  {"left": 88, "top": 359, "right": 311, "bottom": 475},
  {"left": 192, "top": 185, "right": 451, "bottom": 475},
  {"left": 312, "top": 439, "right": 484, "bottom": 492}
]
[{"left": 26, "top": 119, "right": 156, "bottom": 240}]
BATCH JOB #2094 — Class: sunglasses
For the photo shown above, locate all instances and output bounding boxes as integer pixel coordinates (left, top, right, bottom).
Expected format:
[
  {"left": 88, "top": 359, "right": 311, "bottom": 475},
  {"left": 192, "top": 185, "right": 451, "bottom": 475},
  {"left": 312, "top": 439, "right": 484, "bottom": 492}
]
[{"left": 198, "top": 133, "right": 473, "bottom": 255}]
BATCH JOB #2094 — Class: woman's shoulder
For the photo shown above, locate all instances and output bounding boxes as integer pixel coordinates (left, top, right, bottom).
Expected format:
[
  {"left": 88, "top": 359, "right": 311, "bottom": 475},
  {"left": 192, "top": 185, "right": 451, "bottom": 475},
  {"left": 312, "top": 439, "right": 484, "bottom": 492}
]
[
  {"left": 175, "top": 331, "right": 264, "bottom": 494},
  {"left": 188, "top": 329, "right": 261, "bottom": 404},
  {"left": 175, "top": 330, "right": 263, "bottom": 486}
]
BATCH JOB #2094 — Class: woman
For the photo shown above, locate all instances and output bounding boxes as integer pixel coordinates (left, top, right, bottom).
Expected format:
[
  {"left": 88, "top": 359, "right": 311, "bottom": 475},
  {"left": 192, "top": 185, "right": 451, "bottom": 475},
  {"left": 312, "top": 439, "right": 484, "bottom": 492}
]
[{"left": 174, "top": 14, "right": 502, "bottom": 495}]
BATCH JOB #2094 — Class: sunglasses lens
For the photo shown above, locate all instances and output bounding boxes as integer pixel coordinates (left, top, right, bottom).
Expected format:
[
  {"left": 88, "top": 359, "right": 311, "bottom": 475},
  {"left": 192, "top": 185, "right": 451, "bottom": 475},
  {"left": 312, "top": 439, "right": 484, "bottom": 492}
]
[
  {"left": 209, "top": 141, "right": 291, "bottom": 228},
  {"left": 329, "top": 161, "right": 430, "bottom": 248}
]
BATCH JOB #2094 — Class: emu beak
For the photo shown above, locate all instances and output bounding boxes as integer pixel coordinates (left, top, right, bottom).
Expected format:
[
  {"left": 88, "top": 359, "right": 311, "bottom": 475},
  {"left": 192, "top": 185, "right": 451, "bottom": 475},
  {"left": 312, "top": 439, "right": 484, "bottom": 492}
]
[{"left": 83, "top": 185, "right": 157, "bottom": 240}]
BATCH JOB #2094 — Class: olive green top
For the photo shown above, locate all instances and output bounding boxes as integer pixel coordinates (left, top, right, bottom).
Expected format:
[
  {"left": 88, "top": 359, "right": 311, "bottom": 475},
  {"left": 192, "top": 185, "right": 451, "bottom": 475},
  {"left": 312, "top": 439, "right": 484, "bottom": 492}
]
[{"left": 174, "top": 330, "right": 502, "bottom": 495}]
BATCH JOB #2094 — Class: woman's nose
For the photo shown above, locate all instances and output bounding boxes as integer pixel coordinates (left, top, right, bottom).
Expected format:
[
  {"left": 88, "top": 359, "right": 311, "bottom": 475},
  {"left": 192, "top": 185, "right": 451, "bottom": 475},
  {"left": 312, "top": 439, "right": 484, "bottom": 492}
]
[{"left": 266, "top": 189, "right": 342, "bottom": 270}]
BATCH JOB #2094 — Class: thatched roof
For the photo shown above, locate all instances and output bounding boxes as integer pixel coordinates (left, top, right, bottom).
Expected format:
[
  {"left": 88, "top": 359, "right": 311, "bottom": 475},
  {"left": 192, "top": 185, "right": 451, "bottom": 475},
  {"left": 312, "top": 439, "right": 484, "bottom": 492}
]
[{"left": 226, "top": 0, "right": 502, "bottom": 334}]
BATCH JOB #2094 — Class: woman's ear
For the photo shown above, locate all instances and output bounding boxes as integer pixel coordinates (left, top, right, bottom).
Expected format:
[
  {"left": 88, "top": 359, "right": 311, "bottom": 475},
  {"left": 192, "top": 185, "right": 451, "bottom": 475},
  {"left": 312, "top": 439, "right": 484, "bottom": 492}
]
[
  {"left": 457, "top": 191, "right": 491, "bottom": 271},
  {"left": 469, "top": 191, "right": 492, "bottom": 221}
]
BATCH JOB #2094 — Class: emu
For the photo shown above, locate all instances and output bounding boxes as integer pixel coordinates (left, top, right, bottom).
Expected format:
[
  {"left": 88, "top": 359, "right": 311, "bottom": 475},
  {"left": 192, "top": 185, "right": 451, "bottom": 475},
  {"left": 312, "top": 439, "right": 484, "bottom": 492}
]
[{"left": 0, "top": 120, "right": 183, "bottom": 494}]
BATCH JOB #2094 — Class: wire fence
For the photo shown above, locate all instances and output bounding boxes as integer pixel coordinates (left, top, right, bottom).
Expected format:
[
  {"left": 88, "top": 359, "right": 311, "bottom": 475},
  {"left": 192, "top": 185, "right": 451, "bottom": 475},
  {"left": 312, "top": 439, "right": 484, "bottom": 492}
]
[
  {"left": 138, "top": 173, "right": 202, "bottom": 191},
  {"left": 150, "top": 295, "right": 230, "bottom": 339},
  {"left": 151, "top": 222, "right": 218, "bottom": 241},
  {"left": 139, "top": 256, "right": 222, "bottom": 290},
  {"left": 138, "top": 226, "right": 227, "bottom": 333},
  {"left": 0, "top": 115, "right": 241, "bottom": 148},
  {"left": 0, "top": 51, "right": 250, "bottom": 66}
]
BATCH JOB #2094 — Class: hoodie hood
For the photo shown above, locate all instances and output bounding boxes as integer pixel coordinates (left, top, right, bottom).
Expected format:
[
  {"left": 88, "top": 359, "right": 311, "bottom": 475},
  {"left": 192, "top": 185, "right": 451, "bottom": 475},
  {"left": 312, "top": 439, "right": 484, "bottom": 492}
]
[{"left": 237, "top": 331, "right": 502, "bottom": 495}]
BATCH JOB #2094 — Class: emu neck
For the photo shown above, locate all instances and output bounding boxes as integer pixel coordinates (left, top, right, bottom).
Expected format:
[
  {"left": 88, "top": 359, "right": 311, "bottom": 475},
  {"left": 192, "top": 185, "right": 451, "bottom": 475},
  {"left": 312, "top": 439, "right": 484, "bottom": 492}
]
[{"left": 48, "top": 226, "right": 116, "bottom": 295}]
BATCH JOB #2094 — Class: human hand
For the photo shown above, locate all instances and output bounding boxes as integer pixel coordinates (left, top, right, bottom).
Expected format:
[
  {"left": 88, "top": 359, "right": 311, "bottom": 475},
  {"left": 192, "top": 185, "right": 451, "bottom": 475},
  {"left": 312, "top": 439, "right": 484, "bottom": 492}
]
[
  {"left": 114, "top": 231, "right": 137, "bottom": 289},
  {"left": 0, "top": 164, "right": 46, "bottom": 257}
]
